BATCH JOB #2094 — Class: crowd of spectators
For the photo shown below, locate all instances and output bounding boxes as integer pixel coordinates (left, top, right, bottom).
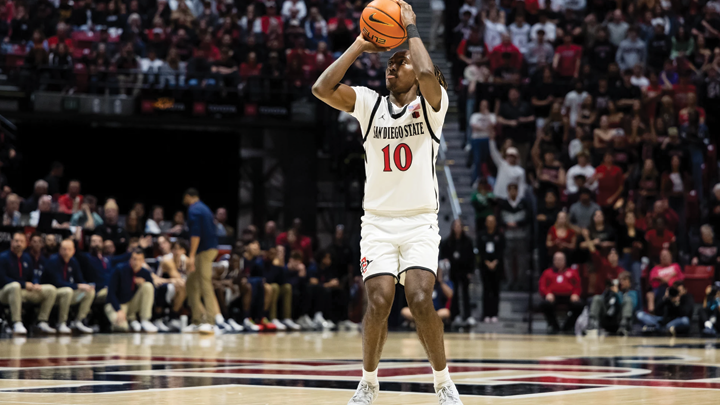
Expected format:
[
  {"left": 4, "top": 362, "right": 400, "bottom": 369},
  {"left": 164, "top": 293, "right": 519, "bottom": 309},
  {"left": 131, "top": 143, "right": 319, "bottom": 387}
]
[
  {"left": 1, "top": 0, "right": 384, "bottom": 97},
  {"left": 445, "top": 0, "right": 720, "bottom": 335},
  {"left": 0, "top": 159, "right": 365, "bottom": 335}
]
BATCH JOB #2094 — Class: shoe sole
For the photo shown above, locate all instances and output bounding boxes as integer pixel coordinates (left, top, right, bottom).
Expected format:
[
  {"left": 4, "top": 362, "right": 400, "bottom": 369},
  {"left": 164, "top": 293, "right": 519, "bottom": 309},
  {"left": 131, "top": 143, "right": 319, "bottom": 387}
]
[{"left": 198, "top": 330, "right": 215, "bottom": 335}]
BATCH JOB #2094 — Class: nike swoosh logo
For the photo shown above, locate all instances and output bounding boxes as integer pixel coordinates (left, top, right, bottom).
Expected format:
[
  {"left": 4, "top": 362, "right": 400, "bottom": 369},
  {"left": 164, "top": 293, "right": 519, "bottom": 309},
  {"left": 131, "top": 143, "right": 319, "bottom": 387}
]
[{"left": 369, "top": 13, "right": 393, "bottom": 26}]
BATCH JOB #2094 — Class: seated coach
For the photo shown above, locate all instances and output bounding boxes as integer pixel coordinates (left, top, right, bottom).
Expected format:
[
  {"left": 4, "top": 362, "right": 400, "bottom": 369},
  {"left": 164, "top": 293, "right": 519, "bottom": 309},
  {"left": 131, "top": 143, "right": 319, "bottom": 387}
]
[
  {"left": 43, "top": 239, "right": 95, "bottom": 334},
  {"left": 0, "top": 232, "right": 57, "bottom": 335},
  {"left": 105, "top": 249, "right": 158, "bottom": 333}
]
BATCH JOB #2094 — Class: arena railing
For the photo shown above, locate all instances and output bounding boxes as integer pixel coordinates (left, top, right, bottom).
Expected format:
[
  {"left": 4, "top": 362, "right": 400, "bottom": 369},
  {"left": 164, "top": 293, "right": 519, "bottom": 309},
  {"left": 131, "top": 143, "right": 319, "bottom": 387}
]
[{"left": 438, "top": 135, "right": 461, "bottom": 220}]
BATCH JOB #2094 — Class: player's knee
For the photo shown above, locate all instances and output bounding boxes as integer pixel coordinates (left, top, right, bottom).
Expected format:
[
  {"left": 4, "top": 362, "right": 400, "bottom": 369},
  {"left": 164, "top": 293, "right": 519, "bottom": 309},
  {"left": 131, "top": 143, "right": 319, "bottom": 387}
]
[
  {"left": 366, "top": 291, "right": 393, "bottom": 318},
  {"left": 140, "top": 282, "right": 153, "bottom": 293},
  {"left": 405, "top": 286, "right": 430, "bottom": 307}
]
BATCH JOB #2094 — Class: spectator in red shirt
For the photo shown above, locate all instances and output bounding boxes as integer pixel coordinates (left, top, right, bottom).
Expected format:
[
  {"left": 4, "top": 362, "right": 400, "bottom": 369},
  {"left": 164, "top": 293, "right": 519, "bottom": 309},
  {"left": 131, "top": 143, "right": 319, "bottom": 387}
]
[
  {"left": 546, "top": 211, "right": 577, "bottom": 258},
  {"left": 311, "top": 41, "right": 333, "bottom": 72},
  {"left": 553, "top": 33, "right": 582, "bottom": 80},
  {"left": 647, "top": 248, "right": 684, "bottom": 312},
  {"left": 489, "top": 34, "right": 522, "bottom": 71},
  {"left": 645, "top": 217, "right": 677, "bottom": 264},
  {"left": 583, "top": 228, "right": 625, "bottom": 291},
  {"left": 650, "top": 199, "right": 679, "bottom": 234},
  {"left": 287, "top": 37, "right": 313, "bottom": 67},
  {"left": 47, "top": 22, "right": 74, "bottom": 52},
  {"left": 258, "top": 2, "right": 283, "bottom": 35},
  {"left": 672, "top": 72, "right": 696, "bottom": 111},
  {"left": 276, "top": 218, "right": 311, "bottom": 249},
  {"left": 57, "top": 180, "right": 83, "bottom": 214},
  {"left": 677, "top": 93, "right": 705, "bottom": 125},
  {"left": 538, "top": 252, "right": 584, "bottom": 333},
  {"left": 592, "top": 152, "right": 624, "bottom": 220},
  {"left": 239, "top": 51, "right": 262, "bottom": 78},
  {"left": 194, "top": 33, "right": 221, "bottom": 61}
]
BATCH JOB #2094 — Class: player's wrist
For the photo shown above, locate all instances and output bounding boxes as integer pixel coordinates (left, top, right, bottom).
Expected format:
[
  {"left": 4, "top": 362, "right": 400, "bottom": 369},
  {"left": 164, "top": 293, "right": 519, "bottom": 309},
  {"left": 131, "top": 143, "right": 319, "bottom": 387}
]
[{"left": 406, "top": 24, "right": 420, "bottom": 39}]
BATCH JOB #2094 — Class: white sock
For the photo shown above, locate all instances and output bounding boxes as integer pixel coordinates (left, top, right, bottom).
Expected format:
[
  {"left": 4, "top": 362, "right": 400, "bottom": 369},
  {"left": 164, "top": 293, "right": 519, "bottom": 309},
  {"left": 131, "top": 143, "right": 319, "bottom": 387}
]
[
  {"left": 433, "top": 366, "right": 451, "bottom": 388},
  {"left": 215, "top": 314, "right": 225, "bottom": 325},
  {"left": 362, "top": 368, "right": 379, "bottom": 386}
]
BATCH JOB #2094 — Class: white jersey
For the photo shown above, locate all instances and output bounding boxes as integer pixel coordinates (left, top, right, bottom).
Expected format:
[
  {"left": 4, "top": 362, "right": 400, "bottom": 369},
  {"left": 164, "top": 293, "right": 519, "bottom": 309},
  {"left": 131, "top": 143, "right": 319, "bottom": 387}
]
[
  {"left": 509, "top": 23, "right": 531, "bottom": 54},
  {"left": 350, "top": 86, "right": 449, "bottom": 217}
]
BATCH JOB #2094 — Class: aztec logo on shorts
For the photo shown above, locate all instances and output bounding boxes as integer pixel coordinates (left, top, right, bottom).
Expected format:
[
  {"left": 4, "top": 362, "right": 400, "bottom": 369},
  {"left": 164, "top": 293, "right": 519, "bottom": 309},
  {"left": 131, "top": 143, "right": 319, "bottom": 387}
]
[{"left": 360, "top": 257, "right": 372, "bottom": 274}]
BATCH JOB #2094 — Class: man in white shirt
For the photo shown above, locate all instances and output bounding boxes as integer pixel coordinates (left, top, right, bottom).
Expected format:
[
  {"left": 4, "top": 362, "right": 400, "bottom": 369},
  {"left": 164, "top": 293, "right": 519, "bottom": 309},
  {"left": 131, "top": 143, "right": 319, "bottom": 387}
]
[
  {"left": 140, "top": 48, "right": 164, "bottom": 86},
  {"left": 531, "top": 12, "right": 556, "bottom": 43},
  {"left": 509, "top": 14, "right": 531, "bottom": 54},
  {"left": 566, "top": 151, "right": 596, "bottom": 193},
  {"left": 489, "top": 136, "right": 526, "bottom": 200},
  {"left": 281, "top": 0, "right": 306, "bottom": 21},
  {"left": 483, "top": 8, "right": 507, "bottom": 51},
  {"left": 458, "top": 0, "right": 478, "bottom": 18},
  {"left": 563, "top": 80, "right": 588, "bottom": 127}
]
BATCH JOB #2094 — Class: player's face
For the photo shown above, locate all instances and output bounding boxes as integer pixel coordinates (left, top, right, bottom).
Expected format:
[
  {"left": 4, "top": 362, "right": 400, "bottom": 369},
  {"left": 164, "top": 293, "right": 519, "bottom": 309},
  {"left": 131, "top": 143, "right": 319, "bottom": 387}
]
[{"left": 386, "top": 51, "right": 416, "bottom": 94}]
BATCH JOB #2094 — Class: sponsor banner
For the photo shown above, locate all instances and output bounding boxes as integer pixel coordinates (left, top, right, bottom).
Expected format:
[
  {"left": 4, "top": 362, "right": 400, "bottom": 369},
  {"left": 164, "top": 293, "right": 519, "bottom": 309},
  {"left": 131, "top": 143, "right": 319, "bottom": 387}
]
[
  {"left": 140, "top": 97, "right": 187, "bottom": 114},
  {"left": 258, "top": 105, "right": 289, "bottom": 117},
  {"left": 195, "top": 102, "right": 239, "bottom": 117}
]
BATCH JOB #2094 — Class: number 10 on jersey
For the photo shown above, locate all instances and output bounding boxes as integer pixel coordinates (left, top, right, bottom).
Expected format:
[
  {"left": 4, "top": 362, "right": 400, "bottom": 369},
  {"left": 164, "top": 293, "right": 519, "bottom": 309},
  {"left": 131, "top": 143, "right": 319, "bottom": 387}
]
[{"left": 382, "top": 143, "right": 413, "bottom": 172}]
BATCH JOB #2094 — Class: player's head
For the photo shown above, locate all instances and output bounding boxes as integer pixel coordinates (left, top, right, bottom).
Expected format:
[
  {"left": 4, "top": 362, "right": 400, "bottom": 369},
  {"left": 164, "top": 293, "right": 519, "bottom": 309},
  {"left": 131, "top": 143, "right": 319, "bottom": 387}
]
[{"left": 386, "top": 50, "right": 447, "bottom": 95}]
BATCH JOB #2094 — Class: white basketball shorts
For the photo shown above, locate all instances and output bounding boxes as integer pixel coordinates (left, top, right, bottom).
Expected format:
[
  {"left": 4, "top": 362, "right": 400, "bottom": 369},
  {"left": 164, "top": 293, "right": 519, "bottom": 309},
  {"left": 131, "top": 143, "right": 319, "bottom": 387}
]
[{"left": 359, "top": 213, "right": 441, "bottom": 285}]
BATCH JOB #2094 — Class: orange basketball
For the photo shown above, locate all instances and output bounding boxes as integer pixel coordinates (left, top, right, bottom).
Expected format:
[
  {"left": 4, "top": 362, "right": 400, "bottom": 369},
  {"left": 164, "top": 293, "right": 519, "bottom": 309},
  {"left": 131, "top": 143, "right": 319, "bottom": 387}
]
[{"left": 360, "top": 0, "right": 407, "bottom": 49}]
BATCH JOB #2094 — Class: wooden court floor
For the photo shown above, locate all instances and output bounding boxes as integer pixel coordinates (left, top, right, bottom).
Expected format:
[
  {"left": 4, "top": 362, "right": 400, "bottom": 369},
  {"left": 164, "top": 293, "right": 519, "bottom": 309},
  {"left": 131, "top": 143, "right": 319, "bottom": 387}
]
[{"left": 0, "top": 332, "right": 718, "bottom": 404}]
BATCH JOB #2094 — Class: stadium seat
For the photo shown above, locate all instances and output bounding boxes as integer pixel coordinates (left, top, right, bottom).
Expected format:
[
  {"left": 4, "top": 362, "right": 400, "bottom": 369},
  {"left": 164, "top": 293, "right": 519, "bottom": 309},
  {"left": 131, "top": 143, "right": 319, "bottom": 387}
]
[{"left": 683, "top": 265, "right": 715, "bottom": 303}]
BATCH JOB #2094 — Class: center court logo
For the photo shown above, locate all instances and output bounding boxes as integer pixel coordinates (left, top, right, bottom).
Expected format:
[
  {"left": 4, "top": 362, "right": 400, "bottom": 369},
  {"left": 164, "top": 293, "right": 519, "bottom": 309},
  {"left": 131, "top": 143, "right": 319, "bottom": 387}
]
[
  {"left": 4, "top": 354, "right": 720, "bottom": 397},
  {"left": 360, "top": 257, "right": 372, "bottom": 274}
]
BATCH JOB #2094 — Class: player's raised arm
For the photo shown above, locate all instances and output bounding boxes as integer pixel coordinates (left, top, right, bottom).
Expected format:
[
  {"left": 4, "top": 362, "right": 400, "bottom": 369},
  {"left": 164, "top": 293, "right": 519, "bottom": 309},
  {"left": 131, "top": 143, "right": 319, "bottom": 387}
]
[
  {"left": 312, "top": 36, "right": 387, "bottom": 112},
  {"left": 395, "top": 0, "right": 442, "bottom": 112}
]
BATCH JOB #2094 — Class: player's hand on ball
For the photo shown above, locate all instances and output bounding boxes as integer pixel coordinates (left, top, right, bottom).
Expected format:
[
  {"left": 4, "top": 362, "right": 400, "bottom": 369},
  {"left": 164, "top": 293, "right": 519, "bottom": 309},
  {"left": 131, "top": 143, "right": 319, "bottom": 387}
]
[
  {"left": 393, "top": 0, "right": 416, "bottom": 27},
  {"left": 355, "top": 35, "right": 389, "bottom": 53}
]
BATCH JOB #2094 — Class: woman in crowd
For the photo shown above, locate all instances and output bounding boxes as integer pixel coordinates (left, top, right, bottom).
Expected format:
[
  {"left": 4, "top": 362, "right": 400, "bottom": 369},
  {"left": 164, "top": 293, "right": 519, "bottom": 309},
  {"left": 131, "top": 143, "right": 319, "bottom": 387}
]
[
  {"left": 637, "top": 159, "right": 660, "bottom": 211},
  {"left": 617, "top": 211, "right": 646, "bottom": 295},
  {"left": 661, "top": 155, "right": 689, "bottom": 218},
  {"left": 478, "top": 215, "right": 504, "bottom": 323},
  {"left": 593, "top": 115, "right": 614, "bottom": 165},
  {"left": 546, "top": 211, "right": 577, "bottom": 262},
  {"left": 692, "top": 225, "right": 720, "bottom": 280},
  {"left": 468, "top": 99, "right": 496, "bottom": 185},
  {"left": 441, "top": 219, "right": 476, "bottom": 326},
  {"left": 125, "top": 209, "right": 143, "bottom": 238},
  {"left": 537, "top": 190, "right": 561, "bottom": 270}
]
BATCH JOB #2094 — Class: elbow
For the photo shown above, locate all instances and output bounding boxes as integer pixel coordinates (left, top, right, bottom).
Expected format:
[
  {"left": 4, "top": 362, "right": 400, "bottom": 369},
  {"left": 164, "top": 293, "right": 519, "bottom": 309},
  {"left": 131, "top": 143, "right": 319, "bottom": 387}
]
[
  {"left": 311, "top": 83, "right": 323, "bottom": 98},
  {"left": 311, "top": 79, "right": 332, "bottom": 99}
]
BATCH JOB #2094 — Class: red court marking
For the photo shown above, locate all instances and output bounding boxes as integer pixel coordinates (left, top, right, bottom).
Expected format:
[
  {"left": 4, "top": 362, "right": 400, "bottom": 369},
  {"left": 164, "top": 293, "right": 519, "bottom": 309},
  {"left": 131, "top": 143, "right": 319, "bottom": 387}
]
[{"left": 500, "top": 376, "right": 720, "bottom": 389}]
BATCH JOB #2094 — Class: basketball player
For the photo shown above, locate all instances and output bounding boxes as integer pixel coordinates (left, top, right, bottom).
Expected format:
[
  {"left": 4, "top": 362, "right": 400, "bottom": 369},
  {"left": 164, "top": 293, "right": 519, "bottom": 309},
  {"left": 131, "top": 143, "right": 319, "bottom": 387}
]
[{"left": 312, "top": 1, "right": 462, "bottom": 404}]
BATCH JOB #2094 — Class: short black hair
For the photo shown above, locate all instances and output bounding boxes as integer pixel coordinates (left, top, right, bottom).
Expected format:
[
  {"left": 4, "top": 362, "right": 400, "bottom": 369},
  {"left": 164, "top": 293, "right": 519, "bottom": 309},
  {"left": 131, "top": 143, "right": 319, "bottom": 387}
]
[
  {"left": 668, "top": 287, "right": 679, "bottom": 297},
  {"left": 184, "top": 188, "right": 199, "bottom": 198},
  {"left": 579, "top": 187, "right": 592, "bottom": 196},
  {"left": 130, "top": 248, "right": 145, "bottom": 256},
  {"left": 51, "top": 161, "right": 64, "bottom": 170}
]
